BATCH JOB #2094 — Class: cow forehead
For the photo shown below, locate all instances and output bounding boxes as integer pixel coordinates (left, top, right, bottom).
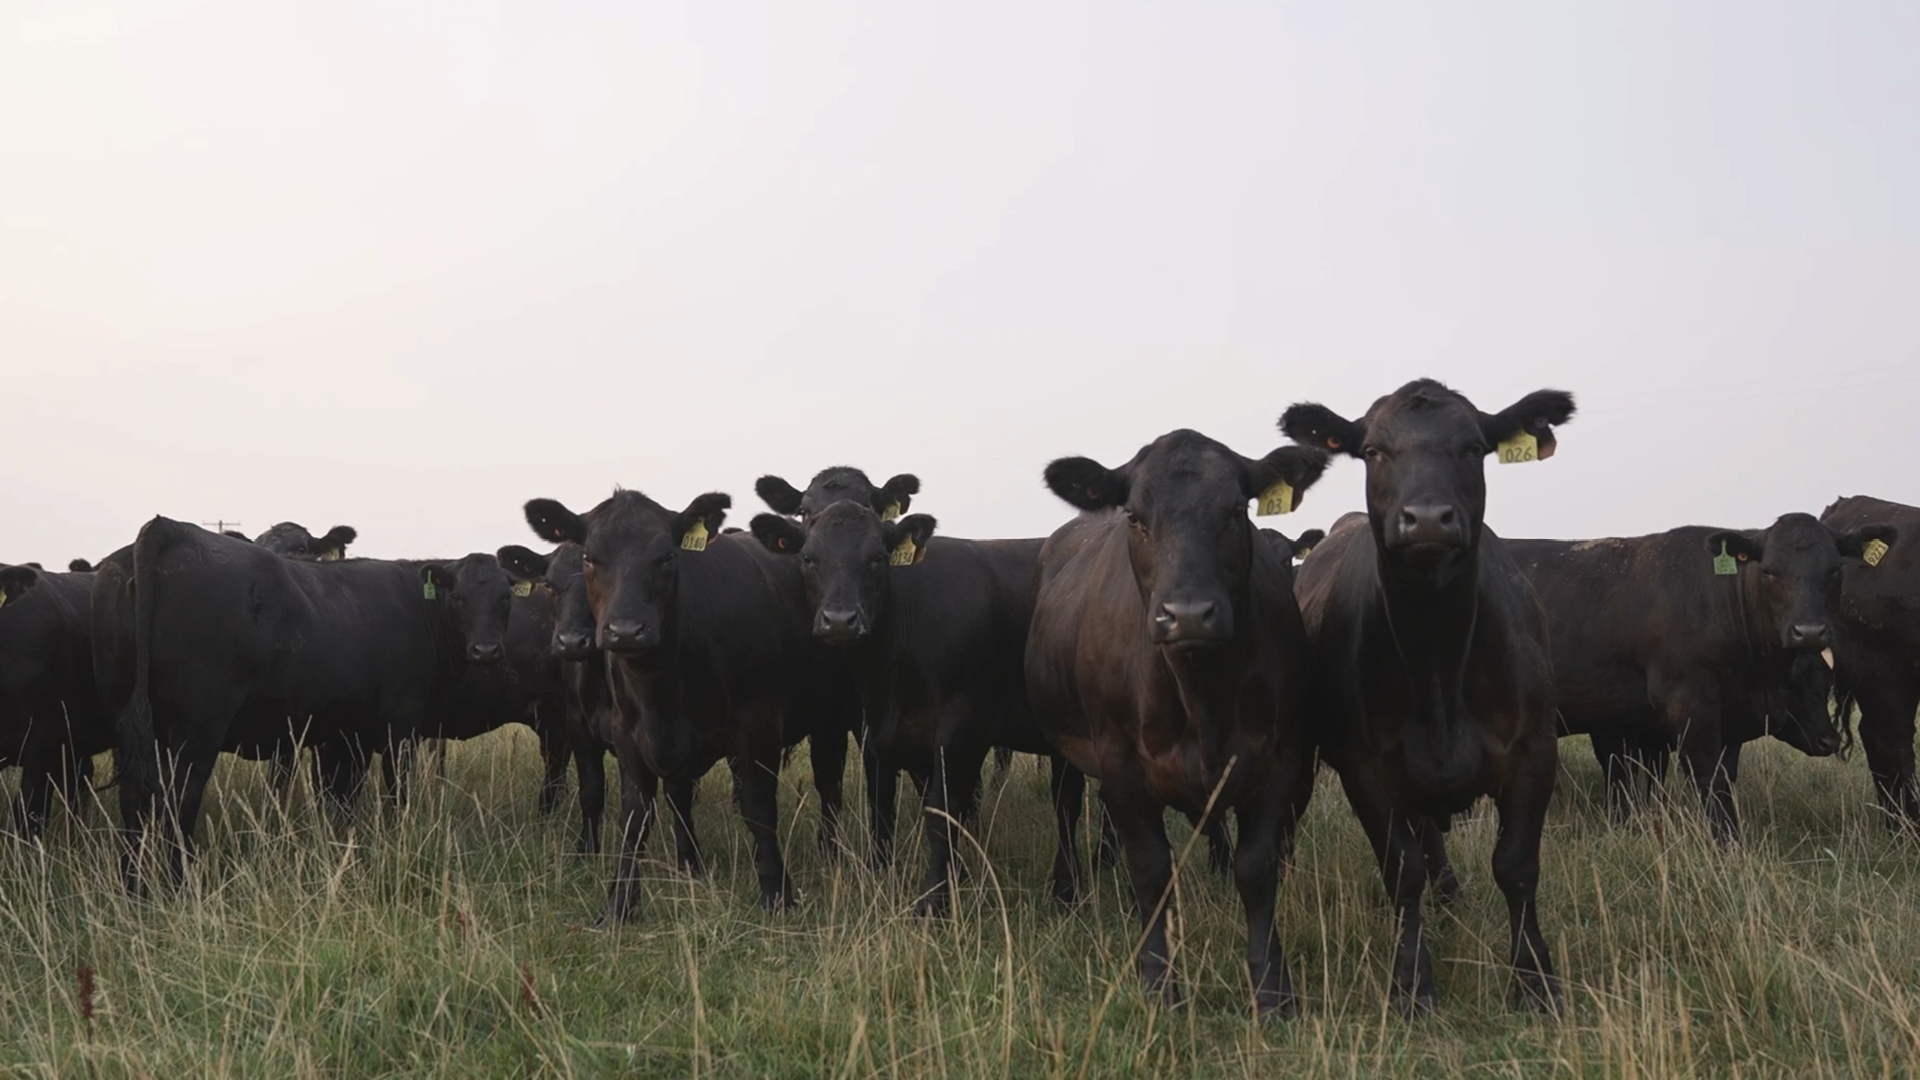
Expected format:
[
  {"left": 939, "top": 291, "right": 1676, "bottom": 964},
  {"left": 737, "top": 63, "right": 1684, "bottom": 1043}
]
[
  {"left": 1765, "top": 518, "right": 1838, "bottom": 561},
  {"left": 1364, "top": 387, "right": 1480, "bottom": 441},
  {"left": 585, "top": 492, "right": 675, "bottom": 546},
  {"left": 1130, "top": 434, "right": 1243, "bottom": 508},
  {"left": 810, "top": 502, "right": 883, "bottom": 540}
]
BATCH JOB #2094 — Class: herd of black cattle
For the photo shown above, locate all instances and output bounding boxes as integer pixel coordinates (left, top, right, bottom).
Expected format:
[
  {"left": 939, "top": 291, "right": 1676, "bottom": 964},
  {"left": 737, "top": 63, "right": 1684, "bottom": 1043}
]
[{"left": 3, "top": 378, "right": 1917, "bottom": 1017}]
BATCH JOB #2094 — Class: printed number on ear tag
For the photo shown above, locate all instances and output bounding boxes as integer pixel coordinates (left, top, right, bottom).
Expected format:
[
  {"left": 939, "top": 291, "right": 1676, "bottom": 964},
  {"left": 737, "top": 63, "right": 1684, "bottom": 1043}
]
[
  {"left": 1713, "top": 542, "right": 1739, "bottom": 576},
  {"left": 1256, "top": 481, "right": 1294, "bottom": 516},
  {"left": 1497, "top": 430, "right": 1539, "bottom": 465},
  {"left": 1863, "top": 539, "right": 1890, "bottom": 567},
  {"left": 681, "top": 521, "right": 709, "bottom": 552},
  {"left": 891, "top": 538, "right": 917, "bottom": 566},
  {"left": 881, "top": 501, "right": 902, "bottom": 523},
  {"left": 422, "top": 580, "right": 438, "bottom": 600},
  {"left": 511, "top": 581, "right": 533, "bottom": 597}
]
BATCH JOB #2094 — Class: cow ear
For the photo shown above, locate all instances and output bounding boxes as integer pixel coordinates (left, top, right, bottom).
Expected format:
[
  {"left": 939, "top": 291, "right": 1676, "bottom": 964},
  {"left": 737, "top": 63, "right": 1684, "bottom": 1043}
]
[
  {"left": 525, "top": 498, "right": 587, "bottom": 545},
  {"left": 1478, "top": 389, "right": 1576, "bottom": 460},
  {"left": 317, "top": 526, "right": 357, "bottom": 561},
  {"left": 749, "top": 513, "right": 808, "bottom": 555},
  {"left": 1044, "top": 457, "right": 1127, "bottom": 511},
  {"left": 496, "top": 545, "right": 550, "bottom": 581},
  {"left": 68, "top": 559, "right": 93, "bottom": 573},
  {"left": 1291, "top": 528, "right": 1326, "bottom": 561},
  {"left": 418, "top": 563, "right": 454, "bottom": 596},
  {"left": 883, "top": 514, "right": 938, "bottom": 565},
  {"left": 874, "top": 474, "right": 920, "bottom": 520},
  {"left": 1705, "top": 529, "right": 1766, "bottom": 565},
  {"left": 1243, "top": 446, "right": 1330, "bottom": 509},
  {"left": 1830, "top": 523, "right": 1898, "bottom": 561},
  {"left": 0, "top": 564, "right": 43, "bottom": 608},
  {"left": 672, "top": 492, "right": 732, "bottom": 550},
  {"left": 755, "top": 475, "right": 805, "bottom": 515},
  {"left": 224, "top": 530, "right": 252, "bottom": 541},
  {"left": 1278, "top": 403, "right": 1365, "bottom": 457}
]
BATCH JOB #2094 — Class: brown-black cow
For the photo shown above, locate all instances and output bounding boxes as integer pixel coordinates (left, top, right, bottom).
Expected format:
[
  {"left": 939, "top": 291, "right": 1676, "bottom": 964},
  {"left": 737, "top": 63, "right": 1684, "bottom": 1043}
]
[{"left": 1822, "top": 495, "right": 1917, "bottom": 825}]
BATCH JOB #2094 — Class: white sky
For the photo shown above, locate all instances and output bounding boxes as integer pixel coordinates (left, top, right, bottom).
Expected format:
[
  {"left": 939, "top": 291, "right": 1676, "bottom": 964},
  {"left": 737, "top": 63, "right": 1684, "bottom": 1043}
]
[{"left": 3, "top": 1, "right": 1915, "bottom": 563}]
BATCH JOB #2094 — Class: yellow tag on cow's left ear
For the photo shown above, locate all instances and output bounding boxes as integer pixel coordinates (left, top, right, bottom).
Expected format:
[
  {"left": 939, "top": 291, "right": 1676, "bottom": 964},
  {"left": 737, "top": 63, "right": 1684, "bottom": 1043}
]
[
  {"left": 1295, "top": 546, "right": 1313, "bottom": 561},
  {"left": 681, "top": 521, "right": 709, "bottom": 552},
  {"left": 1497, "top": 430, "right": 1539, "bottom": 465},
  {"left": 890, "top": 537, "right": 917, "bottom": 566},
  {"left": 1863, "top": 539, "right": 1890, "bottom": 567},
  {"left": 0, "top": 589, "right": 8, "bottom": 610},
  {"left": 1256, "top": 480, "right": 1294, "bottom": 516},
  {"left": 881, "top": 501, "right": 902, "bottom": 523},
  {"left": 511, "top": 581, "right": 533, "bottom": 597}
]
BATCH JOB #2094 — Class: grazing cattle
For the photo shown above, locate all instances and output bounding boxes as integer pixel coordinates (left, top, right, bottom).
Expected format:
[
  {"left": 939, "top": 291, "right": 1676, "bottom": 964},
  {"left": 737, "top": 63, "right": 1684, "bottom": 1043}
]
[
  {"left": 750, "top": 495, "right": 1069, "bottom": 914},
  {"left": 0, "top": 562, "right": 111, "bottom": 836},
  {"left": 523, "top": 490, "right": 857, "bottom": 918},
  {"left": 104, "top": 516, "right": 515, "bottom": 888},
  {"left": 1821, "top": 495, "right": 1917, "bottom": 825},
  {"left": 1026, "top": 428, "right": 1327, "bottom": 1016},
  {"left": 1510, "top": 516, "right": 1889, "bottom": 839},
  {"left": 1282, "top": 380, "right": 1573, "bottom": 1014}
]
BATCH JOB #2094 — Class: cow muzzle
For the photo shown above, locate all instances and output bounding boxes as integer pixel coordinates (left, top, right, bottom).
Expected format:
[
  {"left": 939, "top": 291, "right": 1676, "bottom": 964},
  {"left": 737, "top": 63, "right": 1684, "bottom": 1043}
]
[
  {"left": 1787, "top": 623, "right": 1835, "bottom": 650},
  {"left": 814, "top": 606, "right": 868, "bottom": 645},
  {"left": 601, "top": 618, "right": 660, "bottom": 654},
  {"left": 1388, "top": 503, "right": 1467, "bottom": 552},
  {"left": 467, "top": 642, "right": 505, "bottom": 665},
  {"left": 1151, "top": 597, "right": 1231, "bottom": 647},
  {"left": 552, "top": 629, "right": 594, "bottom": 661}
]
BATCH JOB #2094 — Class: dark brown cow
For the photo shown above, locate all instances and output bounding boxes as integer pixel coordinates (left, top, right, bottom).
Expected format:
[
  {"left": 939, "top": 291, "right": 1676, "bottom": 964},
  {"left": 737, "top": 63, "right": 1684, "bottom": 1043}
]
[
  {"left": 1822, "top": 495, "right": 1917, "bottom": 825},
  {"left": 1282, "top": 379, "right": 1572, "bottom": 1014},
  {"left": 1026, "top": 428, "right": 1327, "bottom": 1016}
]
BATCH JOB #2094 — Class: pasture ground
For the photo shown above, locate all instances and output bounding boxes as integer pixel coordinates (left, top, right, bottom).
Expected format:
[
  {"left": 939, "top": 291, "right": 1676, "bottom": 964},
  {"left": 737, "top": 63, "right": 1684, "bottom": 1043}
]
[{"left": 2, "top": 730, "right": 1917, "bottom": 1078}]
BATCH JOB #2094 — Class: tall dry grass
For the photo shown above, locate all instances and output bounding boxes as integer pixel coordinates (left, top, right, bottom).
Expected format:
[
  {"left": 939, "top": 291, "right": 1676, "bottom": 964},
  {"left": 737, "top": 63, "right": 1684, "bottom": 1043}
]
[{"left": 1, "top": 729, "right": 1915, "bottom": 1078}]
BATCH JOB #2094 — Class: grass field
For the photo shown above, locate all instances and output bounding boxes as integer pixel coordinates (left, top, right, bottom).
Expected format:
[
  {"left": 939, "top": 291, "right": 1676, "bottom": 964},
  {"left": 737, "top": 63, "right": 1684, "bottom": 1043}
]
[{"left": 2, "top": 730, "right": 1917, "bottom": 1079}]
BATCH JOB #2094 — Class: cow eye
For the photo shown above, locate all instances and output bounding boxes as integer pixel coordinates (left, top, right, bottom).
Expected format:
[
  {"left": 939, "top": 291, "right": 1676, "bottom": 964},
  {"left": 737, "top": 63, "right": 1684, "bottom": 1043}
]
[
  {"left": 1462, "top": 442, "right": 1487, "bottom": 458},
  {"left": 1124, "top": 508, "right": 1142, "bottom": 527},
  {"left": 1363, "top": 446, "right": 1383, "bottom": 461}
]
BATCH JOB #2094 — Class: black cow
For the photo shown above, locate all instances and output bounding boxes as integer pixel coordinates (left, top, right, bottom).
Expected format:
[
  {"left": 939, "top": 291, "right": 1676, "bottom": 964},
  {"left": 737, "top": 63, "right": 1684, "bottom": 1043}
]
[
  {"left": 755, "top": 467, "right": 920, "bottom": 524},
  {"left": 1821, "top": 495, "right": 1916, "bottom": 825},
  {"left": 750, "top": 495, "right": 1076, "bottom": 914},
  {"left": 1510, "top": 515, "right": 1891, "bottom": 839},
  {"left": 104, "top": 516, "right": 515, "bottom": 888},
  {"left": 252, "top": 522, "right": 357, "bottom": 561},
  {"left": 0, "top": 562, "right": 111, "bottom": 836},
  {"left": 523, "top": 490, "right": 857, "bottom": 918},
  {"left": 1026, "top": 429, "right": 1327, "bottom": 1016},
  {"left": 1282, "top": 380, "right": 1573, "bottom": 1014}
]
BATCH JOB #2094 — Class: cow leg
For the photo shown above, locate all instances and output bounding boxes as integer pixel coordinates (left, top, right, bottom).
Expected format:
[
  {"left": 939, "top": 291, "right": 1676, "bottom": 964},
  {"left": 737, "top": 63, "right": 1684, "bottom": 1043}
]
[
  {"left": 1194, "top": 812, "right": 1234, "bottom": 879},
  {"left": 538, "top": 722, "right": 569, "bottom": 816},
  {"left": 573, "top": 739, "right": 606, "bottom": 856},
  {"left": 915, "top": 743, "right": 987, "bottom": 918},
  {"left": 1420, "top": 816, "right": 1461, "bottom": 905},
  {"left": 809, "top": 729, "right": 848, "bottom": 858},
  {"left": 1491, "top": 734, "right": 1563, "bottom": 1013},
  {"left": 1653, "top": 675, "right": 1735, "bottom": 841},
  {"left": 160, "top": 726, "right": 227, "bottom": 883},
  {"left": 732, "top": 751, "right": 793, "bottom": 911},
  {"left": 864, "top": 749, "right": 899, "bottom": 872},
  {"left": 1094, "top": 793, "right": 1122, "bottom": 869},
  {"left": 13, "top": 741, "right": 61, "bottom": 840},
  {"left": 1590, "top": 728, "right": 1636, "bottom": 824},
  {"left": 664, "top": 774, "right": 702, "bottom": 876},
  {"left": 1677, "top": 736, "right": 1738, "bottom": 844},
  {"left": 1232, "top": 789, "right": 1297, "bottom": 1019},
  {"left": 1047, "top": 754, "right": 1086, "bottom": 905},
  {"left": 990, "top": 745, "right": 1015, "bottom": 786},
  {"left": 604, "top": 737, "right": 659, "bottom": 924},
  {"left": 1851, "top": 661, "right": 1920, "bottom": 828},
  {"left": 1335, "top": 765, "right": 1433, "bottom": 1014},
  {"left": 1105, "top": 785, "right": 1181, "bottom": 1006}
]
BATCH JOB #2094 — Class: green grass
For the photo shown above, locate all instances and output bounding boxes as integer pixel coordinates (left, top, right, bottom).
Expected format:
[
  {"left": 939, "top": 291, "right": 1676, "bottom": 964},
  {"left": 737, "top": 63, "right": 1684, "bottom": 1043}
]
[{"left": 2, "top": 731, "right": 1917, "bottom": 1078}]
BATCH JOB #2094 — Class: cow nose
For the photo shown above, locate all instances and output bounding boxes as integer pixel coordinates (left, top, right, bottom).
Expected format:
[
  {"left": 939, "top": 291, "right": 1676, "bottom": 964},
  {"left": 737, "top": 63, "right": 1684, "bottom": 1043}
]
[
  {"left": 1155, "top": 600, "right": 1220, "bottom": 642},
  {"left": 814, "top": 607, "right": 865, "bottom": 643},
  {"left": 467, "top": 642, "right": 504, "bottom": 665},
  {"left": 1789, "top": 623, "right": 1835, "bottom": 649},
  {"left": 602, "top": 619, "right": 650, "bottom": 650},
  {"left": 1395, "top": 504, "right": 1464, "bottom": 547},
  {"left": 554, "top": 630, "right": 593, "bottom": 658}
]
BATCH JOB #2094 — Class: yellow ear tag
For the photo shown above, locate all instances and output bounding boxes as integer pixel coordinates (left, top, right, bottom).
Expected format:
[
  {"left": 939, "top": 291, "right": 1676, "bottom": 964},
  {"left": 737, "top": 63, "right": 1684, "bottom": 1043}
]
[
  {"left": 1863, "top": 539, "right": 1890, "bottom": 567},
  {"left": 881, "top": 501, "right": 902, "bottom": 523},
  {"left": 1256, "top": 480, "right": 1294, "bottom": 516},
  {"left": 1497, "top": 430, "right": 1539, "bottom": 465},
  {"left": 511, "top": 581, "right": 533, "bottom": 597},
  {"left": 890, "top": 537, "right": 917, "bottom": 566},
  {"left": 1295, "top": 546, "right": 1313, "bottom": 561},
  {"left": 0, "top": 589, "right": 8, "bottom": 609},
  {"left": 681, "top": 520, "right": 709, "bottom": 552},
  {"left": 1713, "top": 542, "right": 1739, "bottom": 576},
  {"left": 422, "top": 579, "right": 437, "bottom": 600}
]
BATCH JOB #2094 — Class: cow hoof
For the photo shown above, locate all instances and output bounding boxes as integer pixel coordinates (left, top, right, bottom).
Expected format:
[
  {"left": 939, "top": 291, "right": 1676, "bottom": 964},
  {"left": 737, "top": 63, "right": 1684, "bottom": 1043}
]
[
  {"left": 1431, "top": 870, "right": 1463, "bottom": 906},
  {"left": 761, "top": 886, "right": 796, "bottom": 913},
  {"left": 1254, "top": 994, "right": 1300, "bottom": 1023},
  {"left": 1050, "top": 881, "right": 1080, "bottom": 908},
  {"left": 1514, "top": 972, "right": 1564, "bottom": 1016},
  {"left": 1394, "top": 989, "right": 1437, "bottom": 1019},
  {"left": 912, "top": 892, "right": 951, "bottom": 919}
]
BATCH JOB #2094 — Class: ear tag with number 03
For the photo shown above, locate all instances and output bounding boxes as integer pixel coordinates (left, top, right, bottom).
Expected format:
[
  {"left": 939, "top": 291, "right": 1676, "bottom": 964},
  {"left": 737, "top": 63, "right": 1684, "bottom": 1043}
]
[
  {"left": 880, "top": 501, "right": 902, "bottom": 523},
  {"left": 890, "top": 537, "right": 917, "bottom": 566},
  {"left": 422, "top": 579, "right": 438, "bottom": 600},
  {"left": 1863, "top": 539, "right": 1890, "bottom": 567},
  {"left": 1256, "top": 480, "right": 1294, "bottom": 516},
  {"left": 680, "top": 520, "right": 709, "bottom": 552},
  {"left": 1497, "top": 430, "right": 1539, "bottom": 465},
  {"left": 511, "top": 581, "right": 533, "bottom": 597},
  {"left": 1713, "top": 543, "right": 1739, "bottom": 576}
]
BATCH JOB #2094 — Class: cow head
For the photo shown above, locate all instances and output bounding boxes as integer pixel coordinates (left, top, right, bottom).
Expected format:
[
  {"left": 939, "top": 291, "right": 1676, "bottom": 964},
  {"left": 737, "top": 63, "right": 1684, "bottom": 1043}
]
[
  {"left": 499, "top": 543, "right": 601, "bottom": 662},
  {"left": 68, "top": 558, "right": 93, "bottom": 573},
  {"left": 756, "top": 467, "right": 920, "bottom": 523},
  {"left": 1706, "top": 513, "right": 1899, "bottom": 653},
  {"left": 255, "top": 522, "right": 358, "bottom": 561},
  {"left": 1282, "top": 380, "right": 1575, "bottom": 586},
  {"left": 524, "top": 490, "right": 729, "bottom": 656},
  {"left": 1044, "top": 430, "right": 1326, "bottom": 648},
  {"left": 0, "top": 564, "right": 44, "bottom": 611},
  {"left": 749, "top": 503, "right": 937, "bottom": 644},
  {"left": 1261, "top": 527, "right": 1325, "bottom": 563},
  {"left": 418, "top": 552, "right": 530, "bottom": 666}
]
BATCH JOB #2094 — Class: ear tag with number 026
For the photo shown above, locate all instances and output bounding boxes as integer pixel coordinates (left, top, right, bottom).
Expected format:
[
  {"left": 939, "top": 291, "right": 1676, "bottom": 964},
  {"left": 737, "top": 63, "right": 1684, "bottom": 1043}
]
[
  {"left": 1497, "top": 430, "right": 1539, "bottom": 465},
  {"left": 422, "top": 579, "right": 437, "bottom": 600},
  {"left": 881, "top": 501, "right": 902, "bottom": 523},
  {"left": 680, "top": 521, "right": 708, "bottom": 552},
  {"left": 1862, "top": 539, "right": 1890, "bottom": 567},
  {"left": 1256, "top": 480, "right": 1294, "bottom": 516},
  {"left": 891, "top": 537, "right": 917, "bottom": 566},
  {"left": 511, "top": 581, "right": 533, "bottom": 597},
  {"left": 1713, "top": 543, "right": 1739, "bottom": 576}
]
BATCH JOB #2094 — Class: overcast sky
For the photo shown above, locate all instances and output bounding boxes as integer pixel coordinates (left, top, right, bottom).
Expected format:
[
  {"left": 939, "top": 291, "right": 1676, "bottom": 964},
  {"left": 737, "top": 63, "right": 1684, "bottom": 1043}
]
[{"left": 3, "top": 1, "right": 1915, "bottom": 563}]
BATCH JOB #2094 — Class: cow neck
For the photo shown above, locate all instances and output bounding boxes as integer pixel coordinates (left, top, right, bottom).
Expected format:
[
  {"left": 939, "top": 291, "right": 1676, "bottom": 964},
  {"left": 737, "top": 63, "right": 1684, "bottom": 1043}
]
[
  {"left": 1727, "top": 560, "right": 1777, "bottom": 669},
  {"left": 1374, "top": 548, "right": 1482, "bottom": 736},
  {"left": 1154, "top": 556, "right": 1259, "bottom": 778}
]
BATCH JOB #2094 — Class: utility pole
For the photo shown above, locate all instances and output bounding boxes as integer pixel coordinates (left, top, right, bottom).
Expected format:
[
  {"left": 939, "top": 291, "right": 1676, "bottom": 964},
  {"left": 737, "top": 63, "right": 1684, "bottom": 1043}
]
[{"left": 202, "top": 519, "right": 244, "bottom": 536}]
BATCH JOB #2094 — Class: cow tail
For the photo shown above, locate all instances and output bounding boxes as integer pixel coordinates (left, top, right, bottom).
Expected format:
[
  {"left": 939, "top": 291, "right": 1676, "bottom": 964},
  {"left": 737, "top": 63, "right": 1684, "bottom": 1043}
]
[
  {"left": 116, "top": 518, "right": 165, "bottom": 845},
  {"left": 1832, "top": 663, "right": 1857, "bottom": 761}
]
